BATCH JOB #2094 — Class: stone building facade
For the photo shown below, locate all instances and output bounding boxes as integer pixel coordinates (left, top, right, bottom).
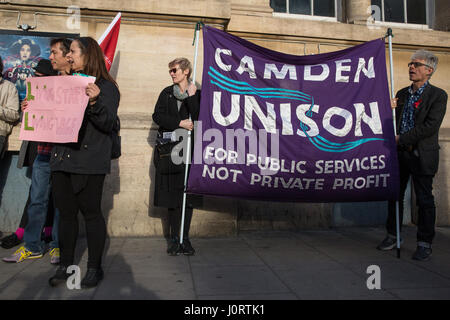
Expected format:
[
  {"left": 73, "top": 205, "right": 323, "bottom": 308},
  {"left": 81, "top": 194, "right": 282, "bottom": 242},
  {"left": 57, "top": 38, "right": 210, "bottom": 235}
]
[{"left": 1, "top": 0, "right": 449, "bottom": 236}]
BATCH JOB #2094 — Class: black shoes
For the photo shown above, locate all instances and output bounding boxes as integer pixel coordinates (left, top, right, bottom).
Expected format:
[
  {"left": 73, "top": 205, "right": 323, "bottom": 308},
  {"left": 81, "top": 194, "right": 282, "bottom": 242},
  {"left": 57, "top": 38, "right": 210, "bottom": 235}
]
[
  {"left": 182, "top": 239, "right": 195, "bottom": 256},
  {"left": 167, "top": 238, "right": 195, "bottom": 256},
  {"left": 377, "top": 236, "right": 432, "bottom": 261},
  {"left": 376, "top": 236, "right": 403, "bottom": 251},
  {"left": 81, "top": 268, "right": 104, "bottom": 288},
  {"left": 1, "top": 233, "right": 22, "bottom": 249},
  {"left": 412, "top": 245, "right": 432, "bottom": 261},
  {"left": 167, "top": 237, "right": 183, "bottom": 256},
  {"left": 49, "top": 265, "right": 70, "bottom": 287},
  {"left": 49, "top": 265, "right": 104, "bottom": 288}
]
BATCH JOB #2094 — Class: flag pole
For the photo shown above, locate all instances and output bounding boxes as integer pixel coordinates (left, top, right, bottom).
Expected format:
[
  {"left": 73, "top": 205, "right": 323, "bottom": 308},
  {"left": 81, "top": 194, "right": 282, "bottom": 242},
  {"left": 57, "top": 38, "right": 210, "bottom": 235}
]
[
  {"left": 386, "top": 28, "right": 401, "bottom": 259},
  {"left": 179, "top": 22, "right": 202, "bottom": 246}
]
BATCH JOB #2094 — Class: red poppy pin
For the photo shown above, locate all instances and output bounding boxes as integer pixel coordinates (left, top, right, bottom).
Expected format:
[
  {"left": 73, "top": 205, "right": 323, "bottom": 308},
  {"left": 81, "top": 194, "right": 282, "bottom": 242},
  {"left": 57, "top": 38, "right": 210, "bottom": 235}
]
[{"left": 414, "top": 99, "right": 422, "bottom": 109}]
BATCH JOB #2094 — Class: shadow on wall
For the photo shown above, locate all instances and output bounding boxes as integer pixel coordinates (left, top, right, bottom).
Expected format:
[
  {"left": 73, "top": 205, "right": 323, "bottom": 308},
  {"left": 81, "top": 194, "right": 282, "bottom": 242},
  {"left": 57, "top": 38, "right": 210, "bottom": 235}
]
[
  {"left": 440, "top": 139, "right": 449, "bottom": 225},
  {"left": 433, "top": 131, "right": 450, "bottom": 225},
  {"left": 237, "top": 200, "right": 333, "bottom": 232},
  {"left": 0, "top": 153, "right": 12, "bottom": 237},
  {"left": 0, "top": 153, "right": 31, "bottom": 233},
  {"left": 0, "top": 153, "right": 13, "bottom": 216},
  {"left": 332, "top": 201, "right": 388, "bottom": 227}
]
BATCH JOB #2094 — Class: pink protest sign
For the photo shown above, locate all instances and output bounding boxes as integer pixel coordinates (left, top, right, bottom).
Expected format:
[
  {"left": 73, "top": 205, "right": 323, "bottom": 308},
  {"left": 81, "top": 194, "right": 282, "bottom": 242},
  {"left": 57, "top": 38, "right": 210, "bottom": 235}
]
[{"left": 19, "top": 75, "right": 95, "bottom": 143}]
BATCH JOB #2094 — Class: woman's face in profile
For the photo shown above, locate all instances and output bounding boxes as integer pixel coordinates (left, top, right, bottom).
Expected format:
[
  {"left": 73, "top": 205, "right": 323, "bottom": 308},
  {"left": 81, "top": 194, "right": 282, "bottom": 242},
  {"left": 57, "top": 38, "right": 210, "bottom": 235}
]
[
  {"left": 20, "top": 44, "right": 31, "bottom": 61},
  {"left": 169, "top": 64, "right": 189, "bottom": 85},
  {"left": 67, "top": 40, "right": 85, "bottom": 72}
]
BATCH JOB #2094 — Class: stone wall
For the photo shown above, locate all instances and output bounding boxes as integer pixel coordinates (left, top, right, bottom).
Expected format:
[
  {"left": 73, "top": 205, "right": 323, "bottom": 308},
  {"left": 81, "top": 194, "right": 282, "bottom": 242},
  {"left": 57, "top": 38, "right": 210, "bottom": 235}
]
[{"left": 1, "top": 0, "right": 449, "bottom": 236}]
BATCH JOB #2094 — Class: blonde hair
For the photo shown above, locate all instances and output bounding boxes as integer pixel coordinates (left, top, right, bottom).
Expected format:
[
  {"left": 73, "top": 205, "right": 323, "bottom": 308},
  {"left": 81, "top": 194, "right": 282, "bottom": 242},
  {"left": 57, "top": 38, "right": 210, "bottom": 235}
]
[{"left": 168, "top": 57, "right": 192, "bottom": 80}]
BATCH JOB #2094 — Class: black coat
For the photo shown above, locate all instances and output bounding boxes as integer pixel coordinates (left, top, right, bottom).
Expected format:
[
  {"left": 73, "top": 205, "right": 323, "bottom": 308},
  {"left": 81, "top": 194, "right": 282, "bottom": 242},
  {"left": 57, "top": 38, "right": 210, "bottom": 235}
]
[
  {"left": 50, "top": 78, "right": 120, "bottom": 175},
  {"left": 17, "top": 140, "right": 38, "bottom": 169},
  {"left": 152, "top": 85, "right": 200, "bottom": 208},
  {"left": 395, "top": 83, "right": 447, "bottom": 175}
]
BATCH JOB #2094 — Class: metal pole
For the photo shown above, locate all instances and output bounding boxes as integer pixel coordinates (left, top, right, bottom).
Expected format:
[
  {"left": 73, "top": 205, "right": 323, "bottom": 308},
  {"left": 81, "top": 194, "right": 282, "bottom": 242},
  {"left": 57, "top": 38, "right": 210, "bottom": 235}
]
[
  {"left": 179, "top": 22, "right": 201, "bottom": 245},
  {"left": 387, "top": 28, "right": 401, "bottom": 259}
]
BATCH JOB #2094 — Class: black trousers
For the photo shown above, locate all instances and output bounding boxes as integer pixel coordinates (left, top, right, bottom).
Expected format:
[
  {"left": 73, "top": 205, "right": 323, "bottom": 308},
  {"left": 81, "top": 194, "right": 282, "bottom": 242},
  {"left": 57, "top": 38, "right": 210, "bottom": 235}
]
[
  {"left": 168, "top": 206, "right": 193, "bottom": 240},
  {"left": 51, "top": 171, "right": 106, "bottom": 268},
  {"left": 387, "top": 151, "right": 436, "bottom": 244}
]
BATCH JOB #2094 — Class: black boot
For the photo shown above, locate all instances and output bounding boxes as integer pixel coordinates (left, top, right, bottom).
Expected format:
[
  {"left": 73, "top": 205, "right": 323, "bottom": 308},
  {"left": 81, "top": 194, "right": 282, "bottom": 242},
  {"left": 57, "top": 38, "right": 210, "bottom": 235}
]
[
  {"left": 49, "top": 265, "right": 70, "bottom": 287},
  {"left": 182, "top": 238, "right": 195, "bottom": 256},
  {"left": 81, "top": 268, "right": 104, "bottom": 288},
  {"left": 167, "top": 237, "right": 182, "bottom": 256}
]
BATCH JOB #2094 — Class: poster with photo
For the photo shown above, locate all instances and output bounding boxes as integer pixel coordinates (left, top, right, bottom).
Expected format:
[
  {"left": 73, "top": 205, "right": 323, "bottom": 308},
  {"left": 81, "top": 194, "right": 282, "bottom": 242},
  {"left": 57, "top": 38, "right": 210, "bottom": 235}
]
[{"left": 0, "top": 30, "right": 78, "bottom": 102}]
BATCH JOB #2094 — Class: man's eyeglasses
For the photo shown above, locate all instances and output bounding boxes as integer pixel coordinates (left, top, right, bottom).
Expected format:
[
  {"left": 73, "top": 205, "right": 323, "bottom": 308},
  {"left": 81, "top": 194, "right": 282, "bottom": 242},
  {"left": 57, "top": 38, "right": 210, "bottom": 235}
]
[
  {"left": 169, "top": 68, "right": 179, "bottom": 74},
  {"left": 408, "top": 61, "right": 432, "bottom": 69}
]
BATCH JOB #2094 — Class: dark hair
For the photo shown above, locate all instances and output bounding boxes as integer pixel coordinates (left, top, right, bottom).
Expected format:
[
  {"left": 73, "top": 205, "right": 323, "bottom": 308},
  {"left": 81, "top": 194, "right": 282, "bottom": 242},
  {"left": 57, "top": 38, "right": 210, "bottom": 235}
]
[
  {"left": 0, "top": 56, "right": 3, "bottom": 74},
  {"left": 50, "top": 38, "right": 72, "bottom": 56},
  {"left": 74, "top": 37, "right": 118, "bottom": 89},
  {"left": 9, "top": 38, "right": 41, "bottom": 57}
]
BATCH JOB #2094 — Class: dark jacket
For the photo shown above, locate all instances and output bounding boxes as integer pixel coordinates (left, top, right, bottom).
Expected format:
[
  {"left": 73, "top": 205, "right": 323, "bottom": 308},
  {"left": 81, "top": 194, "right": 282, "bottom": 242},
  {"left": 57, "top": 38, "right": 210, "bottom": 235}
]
[
  {"left": 17, "top": 140, "right": 38, "bottom": 169},
  {"left": 152, "top": 85, "right": 200, "bottom": 208},
  {"left": 395, "top": 83, "right": 447, "bottom": 175},
  {"left": 50, "top": 78, "right": 120, "bottom": 175}
]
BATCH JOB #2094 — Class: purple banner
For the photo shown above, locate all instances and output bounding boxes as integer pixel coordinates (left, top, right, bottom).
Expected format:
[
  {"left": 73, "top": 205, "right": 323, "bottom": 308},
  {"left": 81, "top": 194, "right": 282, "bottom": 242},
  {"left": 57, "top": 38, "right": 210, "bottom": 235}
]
[{"left": 186, "top": 26, "right": 399, "bottom": 202}]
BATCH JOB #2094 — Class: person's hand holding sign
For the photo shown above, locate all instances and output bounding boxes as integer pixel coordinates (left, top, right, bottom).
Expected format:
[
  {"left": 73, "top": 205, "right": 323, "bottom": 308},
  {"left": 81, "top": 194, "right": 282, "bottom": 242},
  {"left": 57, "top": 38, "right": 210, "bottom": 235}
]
[
  {"left": 21, "top": 98, "right": 28, "bottom": 111},
  {"left": 179, "top": 119, "right": 194, "bottom": 131},
  {"left": 86, "top": 83, "right": 100, "bottom": 105}
]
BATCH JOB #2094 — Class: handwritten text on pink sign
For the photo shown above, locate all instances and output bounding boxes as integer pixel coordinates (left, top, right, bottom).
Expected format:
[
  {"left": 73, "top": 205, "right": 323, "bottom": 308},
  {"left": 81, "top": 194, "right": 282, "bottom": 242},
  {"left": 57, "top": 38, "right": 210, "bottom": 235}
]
[{"left": 19, "top": 75, "right": 95, "bottom": 143}]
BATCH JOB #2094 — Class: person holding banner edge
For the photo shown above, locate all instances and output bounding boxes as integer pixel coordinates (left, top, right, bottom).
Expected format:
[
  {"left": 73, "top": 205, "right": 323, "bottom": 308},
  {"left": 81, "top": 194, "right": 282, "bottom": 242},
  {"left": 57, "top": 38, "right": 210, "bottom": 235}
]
[
  {"left": 377, "top": 49, "right": 447, "bottom": 261},
  {"left": 48, "top": 37, "right": 120, "bottom": 288},
  {"left": 152, "top": 57, "right": 201, "bottom": 256}
]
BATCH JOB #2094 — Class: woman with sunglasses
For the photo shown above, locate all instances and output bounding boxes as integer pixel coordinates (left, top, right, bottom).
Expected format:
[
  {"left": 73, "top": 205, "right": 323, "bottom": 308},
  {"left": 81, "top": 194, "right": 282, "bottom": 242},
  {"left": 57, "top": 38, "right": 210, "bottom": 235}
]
[
  {"left": 48, "top": 37, "right": 120, "bottom": 288},
  {"left": 152, "top": 57, "right": 201, "bottom": 256}
]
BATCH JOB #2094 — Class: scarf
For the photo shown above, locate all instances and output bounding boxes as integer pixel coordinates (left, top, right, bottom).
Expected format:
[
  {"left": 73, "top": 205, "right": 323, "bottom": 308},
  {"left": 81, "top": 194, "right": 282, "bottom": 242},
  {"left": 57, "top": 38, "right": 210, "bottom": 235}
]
[
  {"left": 173, "top": 84, "right": 189, "bottom": 111},
  {"left": 173, "top": 84, "right": 189, "bottom": 101},
  {"left": 399, "top": 81, "right": 428, "bottom": 135}
]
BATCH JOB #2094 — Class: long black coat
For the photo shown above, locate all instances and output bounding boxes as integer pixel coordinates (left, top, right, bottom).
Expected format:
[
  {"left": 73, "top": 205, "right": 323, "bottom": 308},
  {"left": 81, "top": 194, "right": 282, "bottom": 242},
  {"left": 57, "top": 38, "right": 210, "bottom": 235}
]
[
  {"left": 395, "top": 83, "right": 447, "bottom": 175},
  {"left": 152, "top": 85, "right": 200, "bottom": 208},
  {"left": 50, "top": 78, "right": 120, "bottom": 175}
]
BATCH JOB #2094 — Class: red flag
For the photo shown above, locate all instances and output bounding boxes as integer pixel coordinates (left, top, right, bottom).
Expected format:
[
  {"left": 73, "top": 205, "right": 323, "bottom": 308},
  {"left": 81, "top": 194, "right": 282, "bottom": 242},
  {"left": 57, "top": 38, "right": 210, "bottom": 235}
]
[{"left": 98, "top": 12, "right": 121, "bottom": 71}]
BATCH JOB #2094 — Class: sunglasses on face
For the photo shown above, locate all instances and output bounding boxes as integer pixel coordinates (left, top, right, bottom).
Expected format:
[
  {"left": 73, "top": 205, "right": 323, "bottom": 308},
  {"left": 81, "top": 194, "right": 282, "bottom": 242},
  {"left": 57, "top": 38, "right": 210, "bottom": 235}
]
[
  {"left": 408, "top": 61, "right": 431, "bottom": 69},
  {"left": 169, "top": 68, "right": 180, "bottom": 74}
]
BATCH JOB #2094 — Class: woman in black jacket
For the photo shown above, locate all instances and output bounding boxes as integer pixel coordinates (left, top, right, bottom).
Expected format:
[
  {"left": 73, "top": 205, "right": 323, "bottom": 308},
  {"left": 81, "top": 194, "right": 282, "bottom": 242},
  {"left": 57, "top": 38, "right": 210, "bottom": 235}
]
[
  {"left": 48, "top": 37, "right": 120, "bottom": 288},
  {"left": 152, "top": 57, "right": 200, "bottom": 256}
]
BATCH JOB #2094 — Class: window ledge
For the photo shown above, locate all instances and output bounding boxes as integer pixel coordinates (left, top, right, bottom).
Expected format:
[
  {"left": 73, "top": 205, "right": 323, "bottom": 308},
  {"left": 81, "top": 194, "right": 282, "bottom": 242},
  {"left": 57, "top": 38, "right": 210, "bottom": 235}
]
[
  {"left": 273, "top": 12, "right": 337, "bottom": 23},
  {"left": 369, "top": 20, "right": 430, "bottom": 31}
]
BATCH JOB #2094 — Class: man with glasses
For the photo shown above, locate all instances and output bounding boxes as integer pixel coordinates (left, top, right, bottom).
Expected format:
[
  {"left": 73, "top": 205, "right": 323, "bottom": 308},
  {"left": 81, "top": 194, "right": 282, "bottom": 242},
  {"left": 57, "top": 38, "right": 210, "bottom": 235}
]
[{"left": 377, "top": 50, "right": 447, "bottom": 261}]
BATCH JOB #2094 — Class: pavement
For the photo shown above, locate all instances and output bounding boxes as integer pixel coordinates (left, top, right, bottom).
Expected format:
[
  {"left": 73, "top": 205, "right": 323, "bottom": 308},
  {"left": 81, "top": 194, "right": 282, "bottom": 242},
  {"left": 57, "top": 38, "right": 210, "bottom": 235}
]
[{"left": 0, "top": 225, "right": 449, "bottom": 300}]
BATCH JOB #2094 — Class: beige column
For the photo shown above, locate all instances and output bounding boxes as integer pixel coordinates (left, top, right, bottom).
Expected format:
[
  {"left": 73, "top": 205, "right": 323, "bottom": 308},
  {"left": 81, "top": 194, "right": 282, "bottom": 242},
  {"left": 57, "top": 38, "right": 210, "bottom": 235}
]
[
  {"left": 230, "top": 0, "right": 273, "bottom": 17},
  {"left": 434, "top": 0, "right": 450, "bottom": 31},
  {"left": 346, "top": 0, "right": 371, "bottom": 24}
]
